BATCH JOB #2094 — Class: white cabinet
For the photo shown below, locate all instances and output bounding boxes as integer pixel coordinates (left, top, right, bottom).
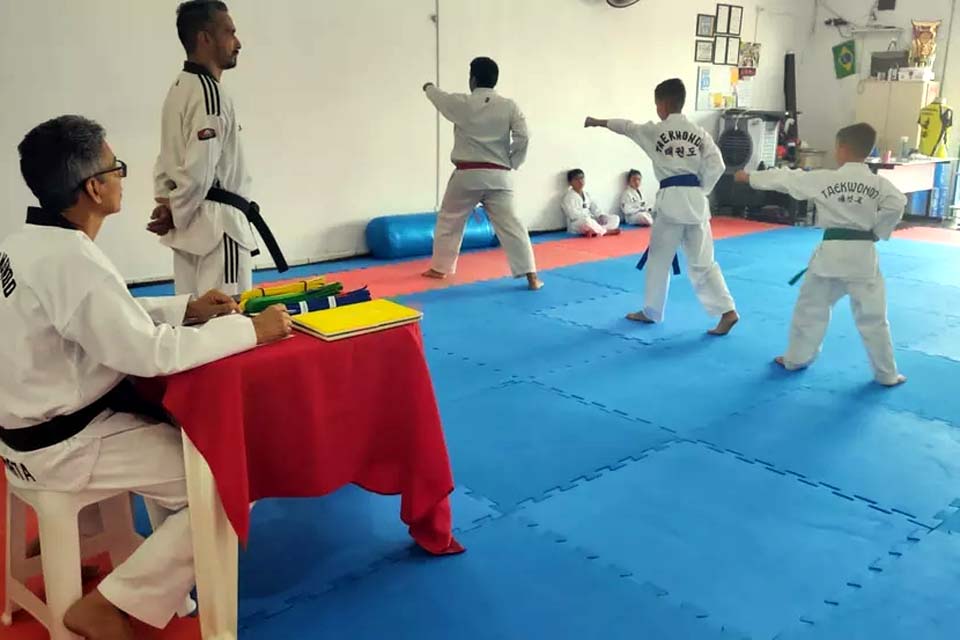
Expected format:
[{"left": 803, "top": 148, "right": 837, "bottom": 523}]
[{"left": 855, "top": 80, "right": 940, "bottom": 154}]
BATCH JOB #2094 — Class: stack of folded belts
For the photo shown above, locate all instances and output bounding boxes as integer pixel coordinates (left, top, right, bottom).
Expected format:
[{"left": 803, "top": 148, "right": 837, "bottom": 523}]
[
  {"left": 281, "top": 286, "right": 372, "bottom": 315},
  {"left": 239, "top": 276, "right": 327, "bottom": 310},
  {"left": 243, "top": 283, "right": 343, "bottom": 314},
  {"left": 242, "top": 283, "right": 373, "bottom": 315}
]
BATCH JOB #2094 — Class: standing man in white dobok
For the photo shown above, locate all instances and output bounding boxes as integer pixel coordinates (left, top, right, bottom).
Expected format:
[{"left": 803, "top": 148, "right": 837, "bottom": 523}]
[
  {"left": 585, "top": 78, "right": 739, "bottom": 335},
  {"left": 737, "top": 123, "right": 908, "bottom": 385},
  {"left": 150, "top": 1, "right": 288, "bottom": 296},
  {"left": 0, "top": 115, "right": 291, "bottom": 639},
  {"left": 423, "top": 57, "right": 543, "bottom": 290}
]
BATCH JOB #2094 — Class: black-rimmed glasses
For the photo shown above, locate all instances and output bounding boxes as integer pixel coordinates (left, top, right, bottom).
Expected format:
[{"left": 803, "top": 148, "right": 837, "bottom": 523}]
[{"left": 76, "top": 159, "right": 127, "bottom": 192}]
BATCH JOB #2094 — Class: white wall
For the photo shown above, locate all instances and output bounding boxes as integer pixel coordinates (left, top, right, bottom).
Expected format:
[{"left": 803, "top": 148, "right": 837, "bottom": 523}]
[
  {"left": 0, "top": 0, "right": 436, "bottom": 282},
  {"left": 0, "top": 0, "right": 809, "bottom": 282},
  {"left": 795, "top": 0, "right": 958, "bottom": 156},
  {"left": 437, "top": 0, "right": 810, "bottom": 230}
]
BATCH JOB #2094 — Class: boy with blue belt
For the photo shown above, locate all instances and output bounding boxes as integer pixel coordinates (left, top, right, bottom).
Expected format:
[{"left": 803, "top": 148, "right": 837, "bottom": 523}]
[{"left": 585, "top": 78, "right": 738, "bottom": 335}]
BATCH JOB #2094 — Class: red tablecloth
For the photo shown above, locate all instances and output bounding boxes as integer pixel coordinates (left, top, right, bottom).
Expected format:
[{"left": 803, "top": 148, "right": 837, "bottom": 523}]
[{"left": 143, "top": 323, "right": 462, "bottom": 555}]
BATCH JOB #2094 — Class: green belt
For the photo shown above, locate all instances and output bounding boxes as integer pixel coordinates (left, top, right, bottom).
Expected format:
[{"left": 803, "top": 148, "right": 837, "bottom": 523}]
[
  {"left": 788, "top": 228, "right": 879, "bottom": 286},
  {"left": 822, "top": 228, "right": 878, "bottom": 242},
  {"left": 243, "top": 283, "right": 344, "bottom": 314}
]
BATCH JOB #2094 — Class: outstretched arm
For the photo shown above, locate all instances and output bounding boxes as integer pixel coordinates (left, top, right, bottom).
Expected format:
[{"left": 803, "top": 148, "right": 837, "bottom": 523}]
[
  {"left": 738, "top": 168, "right": 824, "bottom": 201},
  {"left": 585, "top": 117, "right": 657, "bottom": 155},
  {"left": 424, "top": 83, "right": 469, "bottom": 124}
]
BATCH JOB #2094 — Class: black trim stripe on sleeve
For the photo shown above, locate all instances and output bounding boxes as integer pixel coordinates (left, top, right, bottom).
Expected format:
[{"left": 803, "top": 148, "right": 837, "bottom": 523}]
[
  {"left": 230, "top": 237, "right": 237, "bottom": 284},
  {"left": 200, "top": 75, "right": 221, "bottom": 117},
  {"left": 199, "top": 76, "right": 212, "bottom": 116},
  {"left": 223, "top": 234, "right": 229, "bottom": 283},
  {"left": 212, "top": 77, "right": 221, "bottom": 116}
]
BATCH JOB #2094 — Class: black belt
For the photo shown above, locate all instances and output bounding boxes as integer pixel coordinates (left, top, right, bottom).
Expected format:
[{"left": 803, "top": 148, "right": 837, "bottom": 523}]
[
  {"left": 206, "top": 187, "right": 289, "bottom": 273},
  {"left": 0, "top": 379, "right": 170, "bottom": 453}
]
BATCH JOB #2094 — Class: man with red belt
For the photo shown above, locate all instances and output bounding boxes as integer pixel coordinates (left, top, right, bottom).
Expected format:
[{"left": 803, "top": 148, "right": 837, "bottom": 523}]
[{"left": 423, "top": 57, "right": 543, "bottom": 290}]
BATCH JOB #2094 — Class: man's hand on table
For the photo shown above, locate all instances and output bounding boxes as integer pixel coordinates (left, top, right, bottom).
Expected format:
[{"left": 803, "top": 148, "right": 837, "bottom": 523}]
[
  {"left": 185, "top": 290, "right": 241, "bottom": 324},
  {"left": 252, "top": 304, "right": 293, "bottom": 344}
]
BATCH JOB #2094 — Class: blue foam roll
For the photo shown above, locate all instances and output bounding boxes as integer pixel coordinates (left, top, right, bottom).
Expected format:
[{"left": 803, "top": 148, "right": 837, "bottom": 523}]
[{"left": 365, "top": 208, "right": 498, "bottom": 259}]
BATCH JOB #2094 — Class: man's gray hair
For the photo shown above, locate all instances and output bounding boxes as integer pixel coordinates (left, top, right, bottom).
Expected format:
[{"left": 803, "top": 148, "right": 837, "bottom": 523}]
[{"left": 18, "top": 115, "right": 107, "bottom": 212}]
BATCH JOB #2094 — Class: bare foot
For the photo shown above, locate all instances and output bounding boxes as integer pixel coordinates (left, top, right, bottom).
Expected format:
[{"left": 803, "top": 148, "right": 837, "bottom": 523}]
[
  {"left": 64, "top": 589, "right": 134, "bottom": 640},
  {"left": 584, "top": 230, "right": 599, "bottom": 238},
  {"left": 708, "top": 310, "right": 739, "bottom": 336},
  {"left": 421, "top": 268, "right": 447, "bottom": 280},
  {"left": 607, "top": 228, "right": 622, "bottom": 236},
  {"left": 526, "top": 273, "right": 544, "bottom": 290},
  {"left": 626, "top": 310, "right": 655, "bottom": 323},
  {"left": 773, "top": 356, "right": 809, "bottom": 372},
  {"left": 879, "top": 374, "right": 907, "bottom": 387}
]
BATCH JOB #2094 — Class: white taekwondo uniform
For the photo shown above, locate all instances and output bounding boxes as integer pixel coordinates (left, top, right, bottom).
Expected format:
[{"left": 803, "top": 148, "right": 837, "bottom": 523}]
[
  {"left": 608, "top": 114, "right": 735, "bottom": 321},
  {"left": 619, "top": 186, "right": 653, "bottom": 226},
  {"left": 561, "top": 187, "right": 620, "bottom": 236},
  {"left": 0, "top": 207, "right": 257, "bottom": 628},
  {"left": 749, "top": 163, "right": 907, "bottom": 383},
  {"left": 425, "top": 85, "right": 537, "bottom": 277},
  {"left": 154, "top": 61, "right": 257, "bottom": 296}
]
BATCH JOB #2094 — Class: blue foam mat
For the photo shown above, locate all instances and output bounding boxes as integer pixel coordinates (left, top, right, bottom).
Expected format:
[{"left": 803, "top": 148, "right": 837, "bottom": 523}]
[
  {"left": 415, "top": 300, "right": 639, "bottom": 379},
  {"left": 532, "top": 336, "right": 855, "bottom": 434},
  {"left": 401, "top": 272, "right": 624, "bottom": 314},
  {"left": 813, "top": 349, "right": 960, "bottom": 426},
  {"left": 241, "top": 515, "right": 740, "bottom": 640},
  {"left": 779, "top": 529, "right": 960, "bottom": 640},
  {"left": 233, "top": 486, "right": 500, "bottom": 624},
  {"left": 424, "top": 347, "right": 518, "bottom": 406},
  {"left": 128, "top": 228, "right": 960, "bottom": 639},
  {"left": 439, "top": 380, "right": 677, "bottom": 509},
  {"left": 515, "top": 441, "right": 923, "bottom": 639},
  {"left": 692, "top": 388, "right": 960, "bottom": 525}
]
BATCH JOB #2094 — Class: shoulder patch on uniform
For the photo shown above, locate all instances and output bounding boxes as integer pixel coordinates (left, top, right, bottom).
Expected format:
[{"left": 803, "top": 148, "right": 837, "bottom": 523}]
[{"left": 198, "top": 128, "right": 217, "bottom": 141}]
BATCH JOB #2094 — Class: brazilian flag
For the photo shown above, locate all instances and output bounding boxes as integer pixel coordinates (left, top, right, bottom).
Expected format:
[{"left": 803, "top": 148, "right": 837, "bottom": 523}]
[{"left": 833, "top": 40, "right": 856, "bottom": 79}]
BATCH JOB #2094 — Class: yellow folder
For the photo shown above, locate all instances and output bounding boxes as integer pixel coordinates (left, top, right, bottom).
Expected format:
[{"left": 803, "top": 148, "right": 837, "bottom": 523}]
[{"left": 292, "top": 299, "right": 422, "bottom": 341}]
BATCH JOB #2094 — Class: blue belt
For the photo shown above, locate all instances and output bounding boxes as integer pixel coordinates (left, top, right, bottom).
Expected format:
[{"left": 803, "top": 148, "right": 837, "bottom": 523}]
[
  {"left": 659, "top": 174, "right": 701, "bottom": 189},
  {"left": 636, "top": 175, "right": 697, "bottom": 274},
  {"left": 637, "top": 249, "right": 681, "bottom": 275}
]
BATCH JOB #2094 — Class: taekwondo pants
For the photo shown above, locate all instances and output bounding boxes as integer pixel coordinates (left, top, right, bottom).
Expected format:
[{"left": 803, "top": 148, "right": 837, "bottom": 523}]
[
  {"left": 432, "top": 169, "right": 537, "bottom": 277},
  {"left": 783, "top": 272, "right": 899, "bottom": 384},
  {"left": 624, "top": 210, "right": 653, "bottom": 226},
  {"left": 0, "top": 411, "right": 195, "bottom": 629},
  {"left": 643, "top": 218, "right": 735, "bottom": 322},
  {"left": 569, "top": 215, "right": 621, "bottom": 237},
  {"left": 174, "top": 234, "right": 252, "bottom": 297}
]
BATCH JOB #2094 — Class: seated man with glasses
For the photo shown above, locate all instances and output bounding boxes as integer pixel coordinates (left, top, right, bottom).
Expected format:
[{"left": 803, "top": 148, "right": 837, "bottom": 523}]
[{"left": 0, "top": 115, "right": 292, "bottom": 639}]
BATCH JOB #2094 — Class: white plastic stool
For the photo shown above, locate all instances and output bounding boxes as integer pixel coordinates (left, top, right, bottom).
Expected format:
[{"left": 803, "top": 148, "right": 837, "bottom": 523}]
[{"left": 3, "top": 484, "right": 195, "bottom": 639}]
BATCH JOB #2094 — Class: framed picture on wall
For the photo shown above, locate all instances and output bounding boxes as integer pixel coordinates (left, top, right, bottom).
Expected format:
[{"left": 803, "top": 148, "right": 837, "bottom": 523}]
[
  {"left": 726, "top": 36, "right": 741, "bottom": 65},
  {"left": 713, "top": 36, "right": 729, "bottom": 65},
  {"left": 715, "top": 4, "right": 731, "bottom": 35},
  {"left": 695, "top": 39, "right": 715, "bottom": 63},
  {"left": 696, "top": 13, "right": 715, "bottom": 37},
  {"left": 729, "top": 6, "right": 744, "bottom": 36}
]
